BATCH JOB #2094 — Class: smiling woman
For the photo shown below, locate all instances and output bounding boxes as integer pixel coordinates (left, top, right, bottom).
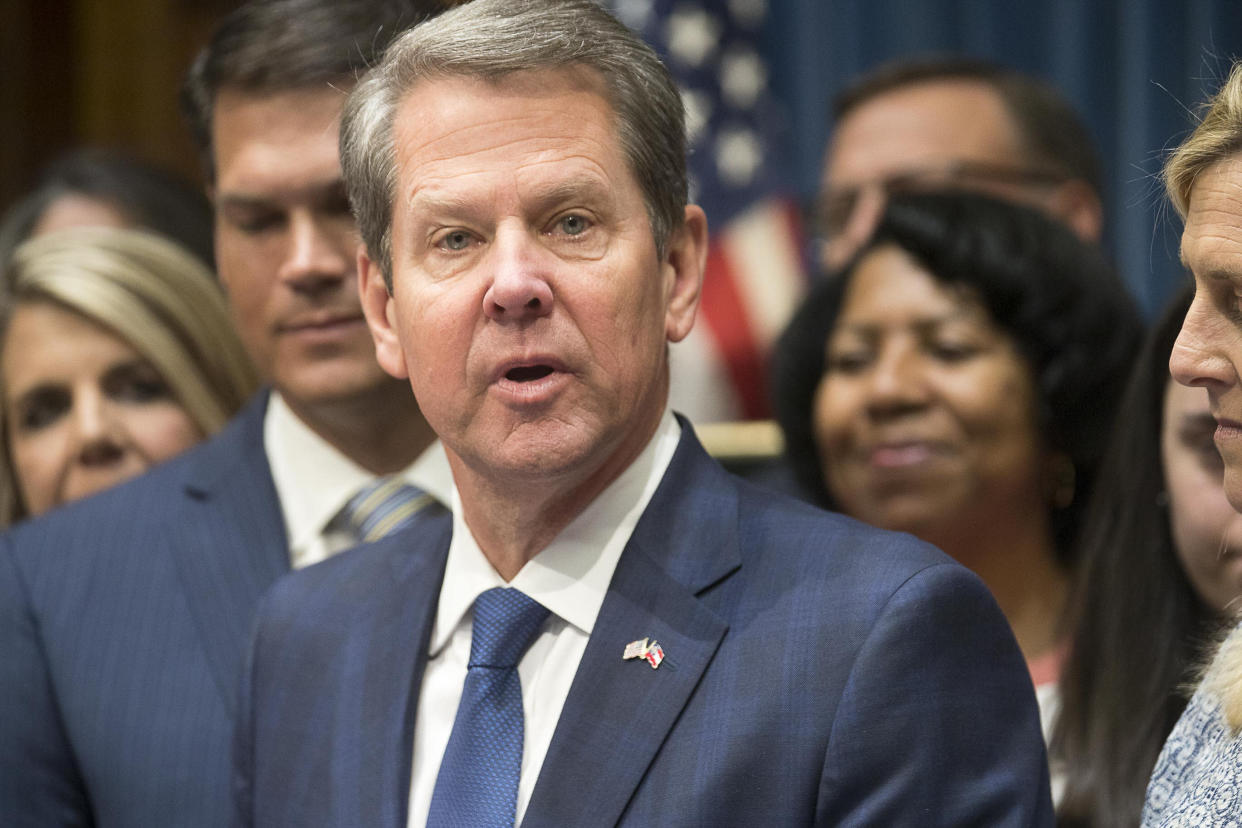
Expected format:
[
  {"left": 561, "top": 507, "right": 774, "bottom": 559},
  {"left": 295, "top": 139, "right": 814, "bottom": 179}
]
[
  {"left": 774, "top": 190, "right": 1142, "bottom": 730},
  {"left": 0, "top": 227, "right": 258, "bottom": 524}
]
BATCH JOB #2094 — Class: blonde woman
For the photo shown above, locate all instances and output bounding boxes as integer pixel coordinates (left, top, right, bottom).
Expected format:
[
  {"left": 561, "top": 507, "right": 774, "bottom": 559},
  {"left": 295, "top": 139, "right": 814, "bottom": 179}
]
[
  {"left": 1144, "top": 61, "right": 1242, "bottom": 824},
  {"left": 0, "top": 227, "right": 257, "bottom": 523}
]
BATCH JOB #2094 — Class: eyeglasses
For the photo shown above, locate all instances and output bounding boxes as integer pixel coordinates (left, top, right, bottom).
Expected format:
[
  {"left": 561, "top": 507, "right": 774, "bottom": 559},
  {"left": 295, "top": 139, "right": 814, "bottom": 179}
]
[{"left": 815, "top": 160, "right": 1069, "bottom": 239}]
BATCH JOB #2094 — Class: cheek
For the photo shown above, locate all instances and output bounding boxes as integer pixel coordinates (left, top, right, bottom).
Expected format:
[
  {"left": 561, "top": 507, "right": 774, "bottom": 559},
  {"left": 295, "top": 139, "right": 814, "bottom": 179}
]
[
  {"left": 128, "top": 405, "right": 204, "bottom": 462},
  {"left": 953, "top": 368, "right": 1042, "bottom": 455},
  {"left": 396, "top": 291, "right": 474, "bottom": 403},
  {"left": 1224, "top": 465, "right": 1242, "bottom": 515},
  {"left": 811, "top": 377, "right": 855, "bottom": 454},
  {"left": 218, "top": 236, "right": 276, "bottom": 319},
  {"left": 8, "top": 428, "right": 67, "bottom": 513},
  {"left": 810, "top": 377, "right": 861, "bottom": 498}
]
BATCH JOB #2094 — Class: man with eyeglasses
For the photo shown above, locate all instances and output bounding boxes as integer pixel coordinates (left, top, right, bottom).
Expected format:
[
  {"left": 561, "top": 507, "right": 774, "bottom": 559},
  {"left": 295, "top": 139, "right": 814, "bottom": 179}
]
[{"left": 818, "top": 56, "right": 1104, "bottom": 272}]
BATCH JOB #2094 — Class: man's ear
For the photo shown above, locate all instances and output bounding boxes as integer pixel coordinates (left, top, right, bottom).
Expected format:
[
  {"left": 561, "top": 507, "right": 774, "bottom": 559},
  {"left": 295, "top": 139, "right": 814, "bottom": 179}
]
[
  {"left": 358, "top": 245, "right": 409, "bottom": 379},
  {"left": 663, "top": 205, "right": 708, "bottom": 343}
]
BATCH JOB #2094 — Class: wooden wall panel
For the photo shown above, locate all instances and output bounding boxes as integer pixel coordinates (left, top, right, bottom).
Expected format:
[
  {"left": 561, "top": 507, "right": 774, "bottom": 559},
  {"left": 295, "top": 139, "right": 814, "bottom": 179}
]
[{"left": 1, "top": 0, "right": 241, "bottom": 213}]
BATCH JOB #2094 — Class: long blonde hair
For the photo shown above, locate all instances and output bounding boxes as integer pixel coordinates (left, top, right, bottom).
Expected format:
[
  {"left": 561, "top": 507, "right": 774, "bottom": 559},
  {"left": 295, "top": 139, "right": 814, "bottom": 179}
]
[{"left": 0, "top": 227, "right": 258, "bottom": 524}]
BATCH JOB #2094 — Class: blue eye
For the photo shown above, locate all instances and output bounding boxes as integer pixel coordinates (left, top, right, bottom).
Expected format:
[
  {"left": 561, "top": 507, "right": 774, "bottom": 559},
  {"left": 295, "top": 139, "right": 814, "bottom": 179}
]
[
  {"left": 557, "top": 214, "right": 590, "bottom": 236},
  {"left": 441, "top": 231, "right": 473, "bottom": 251}
]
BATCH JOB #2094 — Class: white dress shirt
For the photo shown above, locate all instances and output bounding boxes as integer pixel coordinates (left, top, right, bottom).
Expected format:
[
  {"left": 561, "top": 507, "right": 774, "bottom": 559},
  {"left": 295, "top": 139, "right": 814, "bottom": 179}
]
[
  {"left": 407, "top": 410, "right": 681, "bottom": 828},
  {"left": 263, "top": 391, "right": 454, "bottom": 569}
]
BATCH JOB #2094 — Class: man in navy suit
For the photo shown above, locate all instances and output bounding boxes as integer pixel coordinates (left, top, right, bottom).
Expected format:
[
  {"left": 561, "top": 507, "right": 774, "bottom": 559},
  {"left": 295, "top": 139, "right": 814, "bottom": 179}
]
[
  {"left": 0, "top": 2, "right": 445, "bottom": 825},
  {"left": 235, "top": 1, "right": 1054, "bottom": 825}
]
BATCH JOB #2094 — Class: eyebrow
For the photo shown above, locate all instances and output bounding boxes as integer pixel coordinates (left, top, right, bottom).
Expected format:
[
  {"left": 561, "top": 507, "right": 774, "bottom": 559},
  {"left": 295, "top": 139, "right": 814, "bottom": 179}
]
[
  {"left": 217, "top": 178, "right": 348, "bottom": 210},
  {"left": 407, "top": 175, "right": 614, "bottom": 219}
]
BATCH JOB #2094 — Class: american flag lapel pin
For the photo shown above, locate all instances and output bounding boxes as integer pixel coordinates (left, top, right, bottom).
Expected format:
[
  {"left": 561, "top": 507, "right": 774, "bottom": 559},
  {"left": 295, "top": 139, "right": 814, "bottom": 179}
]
[
  {"left": 644, "top": 640, "right": 665, "bottom": 670},
  {"left": 623, "top": 637, "right": 649, "bottom": 660}
]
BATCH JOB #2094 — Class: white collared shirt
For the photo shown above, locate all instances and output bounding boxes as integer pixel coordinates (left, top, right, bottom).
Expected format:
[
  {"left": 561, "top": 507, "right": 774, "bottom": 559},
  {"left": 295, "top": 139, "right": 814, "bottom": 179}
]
[
  {"left": 406, "top": 410, "right": 682, "bottom": 828},
  {"left": 263, "top": 391, "right": 454, "bottom": 569}
]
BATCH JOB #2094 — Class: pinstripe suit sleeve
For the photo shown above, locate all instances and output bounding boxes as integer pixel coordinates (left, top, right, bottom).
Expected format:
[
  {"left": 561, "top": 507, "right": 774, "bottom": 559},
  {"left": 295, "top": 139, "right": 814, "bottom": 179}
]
[
  {"left": 0, "top": 537, "right": 92, "bottom": 827},
  {"left": 232, "top": 589, "right": 267, "bottom": 828}
]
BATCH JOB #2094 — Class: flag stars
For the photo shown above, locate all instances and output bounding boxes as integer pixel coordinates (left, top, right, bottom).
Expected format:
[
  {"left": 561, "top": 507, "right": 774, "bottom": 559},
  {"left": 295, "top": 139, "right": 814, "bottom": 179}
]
[
  {"left": 682, "top": 88, "right": 712, "bottom": 145},
  {"left": 613, "top": 0, "right": 656, "bottom": 31},
  {"left": 727, "top": 0, "right": 768, "bottom": 29},
  {"left": 665, "top": 5, "right": 721, "bottom": 68},
  {"left": 715, "top": 126, "right": 763, "bottom": 187},
  {"left": 720, "top": 47, "right": 766, "bottom": 110}
]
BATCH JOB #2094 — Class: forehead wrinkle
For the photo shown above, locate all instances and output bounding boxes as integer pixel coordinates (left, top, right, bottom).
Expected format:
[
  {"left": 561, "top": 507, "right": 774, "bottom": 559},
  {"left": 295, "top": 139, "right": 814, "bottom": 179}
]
[{"left": 403, "top": 152, "right": 616, "bottom": 221}]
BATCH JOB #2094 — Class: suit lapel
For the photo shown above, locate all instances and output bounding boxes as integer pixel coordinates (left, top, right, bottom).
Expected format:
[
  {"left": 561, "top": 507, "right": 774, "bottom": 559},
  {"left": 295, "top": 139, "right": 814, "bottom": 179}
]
[
  {"left": 524, "top": 423, "right": 741, "bottom": 827},
  {"left": 348, "top": 509, "right": 452, "bottom": 828},
  {"left": 168, "top": 393, "right": 289, "bottom": 718}
]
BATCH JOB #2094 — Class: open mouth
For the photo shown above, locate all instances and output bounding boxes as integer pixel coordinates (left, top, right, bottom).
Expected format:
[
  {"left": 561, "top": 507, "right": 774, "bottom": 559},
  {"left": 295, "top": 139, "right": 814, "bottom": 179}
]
[{"left": 505, "top": 365, "right": 555, "bottom": 382}]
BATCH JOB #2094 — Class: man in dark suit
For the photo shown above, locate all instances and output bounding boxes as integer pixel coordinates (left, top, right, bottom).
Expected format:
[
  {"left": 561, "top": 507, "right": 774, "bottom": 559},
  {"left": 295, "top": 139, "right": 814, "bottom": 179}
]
[
  {"left": 0, "top": 2, "right": 444, "bottom": 825},
  {"left": 235, "top": 1, "right": 1054, "bottom": 825}
]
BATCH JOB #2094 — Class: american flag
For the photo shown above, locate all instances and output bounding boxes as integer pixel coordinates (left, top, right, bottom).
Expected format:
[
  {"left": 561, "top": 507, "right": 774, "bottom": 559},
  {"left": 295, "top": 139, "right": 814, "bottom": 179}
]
[
  {"left": 645, "top": 640, "right": 665, "bottom": 669},
  {"left": 610, "top": 0, "right": 808, "bottom": 422}
]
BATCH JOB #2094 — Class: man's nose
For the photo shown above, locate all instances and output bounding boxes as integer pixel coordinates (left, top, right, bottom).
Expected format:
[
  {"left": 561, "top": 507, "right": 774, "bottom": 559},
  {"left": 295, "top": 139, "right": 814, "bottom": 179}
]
[
  {"left": 1170, "top": 291, "right": 1237, "bottom": 392},
  {"left": 482, "top": 230, "right": 554, "bottom": 323},
  {"left": 278, "top": 212, "right": 351, "bottom": 292}
]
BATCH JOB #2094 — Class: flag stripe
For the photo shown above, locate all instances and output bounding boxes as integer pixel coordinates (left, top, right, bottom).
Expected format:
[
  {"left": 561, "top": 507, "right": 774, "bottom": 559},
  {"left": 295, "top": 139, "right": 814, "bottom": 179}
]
[
  {"left": 721, "top": 200, "right": 807, "bottom": 344},
  {"left": 700, "top": 241, "right": 770, "bottom": 419}
]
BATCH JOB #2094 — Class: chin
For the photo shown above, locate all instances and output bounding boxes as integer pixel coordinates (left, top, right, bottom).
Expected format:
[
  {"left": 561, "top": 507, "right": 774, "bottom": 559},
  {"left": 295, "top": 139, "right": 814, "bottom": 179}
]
[{"left": 1226, "top": 472, "right": 1242, "bottom": 516}]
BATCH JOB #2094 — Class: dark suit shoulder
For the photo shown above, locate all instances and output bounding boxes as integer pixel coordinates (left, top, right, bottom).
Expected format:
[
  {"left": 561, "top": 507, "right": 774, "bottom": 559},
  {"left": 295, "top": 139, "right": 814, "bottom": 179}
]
[
  {"left": 732, "top": 475, "right": 966, "bottom": 600},
  {"left": 255, "top": 507, "right": 453, "bottom": 633}
]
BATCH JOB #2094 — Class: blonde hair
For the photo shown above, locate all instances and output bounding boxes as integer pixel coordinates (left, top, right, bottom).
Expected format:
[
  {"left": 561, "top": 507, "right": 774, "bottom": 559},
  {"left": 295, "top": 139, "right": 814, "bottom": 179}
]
[
  {"left": 1165, "top": 61, "right": 1242, "bottom": 218},
  {"left": 0, "top": 227, "right": 258, "bottom": 523}
]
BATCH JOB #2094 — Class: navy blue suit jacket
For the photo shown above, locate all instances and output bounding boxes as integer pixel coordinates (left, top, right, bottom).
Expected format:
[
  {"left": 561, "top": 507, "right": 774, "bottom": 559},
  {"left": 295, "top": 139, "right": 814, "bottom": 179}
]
[
  {"left": 0, "top": 393, "right": 289, "bottom": 827},
  {"left": 236, "top": 424, "right": 1053, "bottom": 826}
]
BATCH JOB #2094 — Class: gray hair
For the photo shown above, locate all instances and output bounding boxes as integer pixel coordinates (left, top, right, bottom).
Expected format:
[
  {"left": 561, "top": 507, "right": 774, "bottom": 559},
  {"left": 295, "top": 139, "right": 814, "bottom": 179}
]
[
  {"left": 341, "top": 0, "right": 688, "bottom": 289},
  {"left": 1164, "top": 61, "right": 1242, "bottom": 219}
]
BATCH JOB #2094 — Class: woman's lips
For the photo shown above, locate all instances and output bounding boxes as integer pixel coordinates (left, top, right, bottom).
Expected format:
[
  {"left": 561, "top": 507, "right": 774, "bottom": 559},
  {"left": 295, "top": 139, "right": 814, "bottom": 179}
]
[
  {"left": 866, "top": 441, "right": 940, "bottom": 469},
  {"left": 1216, "top": 418, "right": 1242, "bottom": 443}
]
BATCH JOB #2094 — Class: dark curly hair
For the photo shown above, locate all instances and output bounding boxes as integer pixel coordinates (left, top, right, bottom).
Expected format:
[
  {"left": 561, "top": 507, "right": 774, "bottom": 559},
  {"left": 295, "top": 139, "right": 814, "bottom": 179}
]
[{"left": 773, "top": 191, "right": 1142, "bottom": 562}]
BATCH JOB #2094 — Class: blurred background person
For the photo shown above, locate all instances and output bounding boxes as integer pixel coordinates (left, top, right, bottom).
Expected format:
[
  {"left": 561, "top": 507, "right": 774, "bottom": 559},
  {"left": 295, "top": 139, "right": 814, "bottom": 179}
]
[
  {"left": 1053, "top": 284, "right": 1241, "bottom": 825},
  {"left": 0, "top": 148, "right": 215, "bottom": 269},
  {"left": 774, "top": 191, "right": 1142, "bottom": 727},
  {"left": 0, "top": 227, "right": 256, "bottom": 524},
  {"left": 817, "top": 57, "right": 1104, "bottom": 273}
]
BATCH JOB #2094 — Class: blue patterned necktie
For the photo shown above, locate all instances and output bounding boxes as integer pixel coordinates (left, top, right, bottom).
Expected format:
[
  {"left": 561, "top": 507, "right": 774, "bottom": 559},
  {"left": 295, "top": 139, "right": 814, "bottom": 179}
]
[
  {"left": 426, "top": 587, "right": 551, "bottom": 828},
  {"left": 340, "top": 477, "right": 436, "bottom": 542}
]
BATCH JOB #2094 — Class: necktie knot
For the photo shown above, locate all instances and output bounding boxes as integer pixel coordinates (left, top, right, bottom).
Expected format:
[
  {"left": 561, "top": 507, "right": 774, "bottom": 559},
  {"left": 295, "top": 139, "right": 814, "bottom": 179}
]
[
  {"left": 339, "top": 477, "right": 435, "bottom": 542},
  {"left": 469, "top": 587, "right": 550, "bottom": 669}
]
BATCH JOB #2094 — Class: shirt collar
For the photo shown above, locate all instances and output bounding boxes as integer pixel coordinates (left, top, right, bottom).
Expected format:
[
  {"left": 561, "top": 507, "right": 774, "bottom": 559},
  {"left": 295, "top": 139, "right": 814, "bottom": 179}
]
[
  {"left": 431, "top": 409, "right": 682, "bottom": 655},
  {"left": 264, "top": 390, "right": 454, "bottom": 553}
]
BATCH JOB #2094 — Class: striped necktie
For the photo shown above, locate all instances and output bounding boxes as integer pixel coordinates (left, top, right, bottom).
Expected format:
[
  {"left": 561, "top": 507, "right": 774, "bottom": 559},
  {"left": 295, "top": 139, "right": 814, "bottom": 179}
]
[{"left": 339, "top": 476, "right": 437, "bottom": 542}]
